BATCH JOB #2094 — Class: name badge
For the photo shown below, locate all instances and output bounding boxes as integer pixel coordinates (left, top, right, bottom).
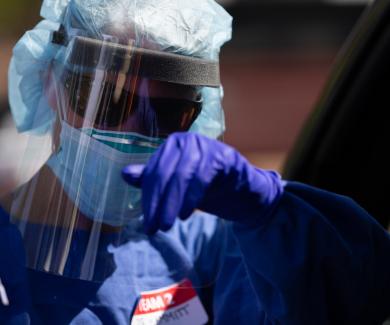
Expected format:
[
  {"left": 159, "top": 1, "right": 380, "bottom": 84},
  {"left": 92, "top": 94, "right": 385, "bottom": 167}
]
[{"left": 131, "top": 279, "right": 208, "bottom": 325}]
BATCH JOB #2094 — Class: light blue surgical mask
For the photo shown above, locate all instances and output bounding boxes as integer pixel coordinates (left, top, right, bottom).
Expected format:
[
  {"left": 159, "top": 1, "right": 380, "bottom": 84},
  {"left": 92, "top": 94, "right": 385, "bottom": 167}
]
[{"left": 47, "top": 121, "right": 161, "bottom": 227}]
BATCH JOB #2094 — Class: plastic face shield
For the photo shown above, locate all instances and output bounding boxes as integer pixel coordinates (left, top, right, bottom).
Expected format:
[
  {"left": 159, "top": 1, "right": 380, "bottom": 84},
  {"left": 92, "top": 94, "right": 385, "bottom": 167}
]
[{"left": 3, "top": 34, "right": 226, "bottom": 284}]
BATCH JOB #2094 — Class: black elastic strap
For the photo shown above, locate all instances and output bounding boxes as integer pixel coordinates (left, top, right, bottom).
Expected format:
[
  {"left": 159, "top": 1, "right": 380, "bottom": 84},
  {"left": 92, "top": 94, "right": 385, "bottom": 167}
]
[{"left": 52, "top": 25, "right": 68, "bottom": 45}]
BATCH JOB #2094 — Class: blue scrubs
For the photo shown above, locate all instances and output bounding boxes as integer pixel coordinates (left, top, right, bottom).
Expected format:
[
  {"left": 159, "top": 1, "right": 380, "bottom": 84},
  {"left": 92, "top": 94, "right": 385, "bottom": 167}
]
[{"left": 1, "top": 182, "right": 390, "bottom": 324}]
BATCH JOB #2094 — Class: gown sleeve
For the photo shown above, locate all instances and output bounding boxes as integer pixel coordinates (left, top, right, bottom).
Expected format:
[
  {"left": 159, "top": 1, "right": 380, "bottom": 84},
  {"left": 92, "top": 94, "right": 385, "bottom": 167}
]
[{"left": 232, "top": 181, "right": 390, "bottom": 325}]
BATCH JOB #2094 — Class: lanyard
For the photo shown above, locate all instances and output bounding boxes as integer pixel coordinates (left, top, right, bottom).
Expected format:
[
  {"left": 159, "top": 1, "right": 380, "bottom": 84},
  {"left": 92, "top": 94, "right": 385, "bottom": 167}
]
[{"left": 0, "top": 277, "right": 9, "bottom": 306}]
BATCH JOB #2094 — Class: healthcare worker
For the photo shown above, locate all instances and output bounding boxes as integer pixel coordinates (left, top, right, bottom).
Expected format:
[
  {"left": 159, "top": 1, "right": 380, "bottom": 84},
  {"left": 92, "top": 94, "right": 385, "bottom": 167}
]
[{"left": 1, "top": 0, "right": 390, "bottom": 324}]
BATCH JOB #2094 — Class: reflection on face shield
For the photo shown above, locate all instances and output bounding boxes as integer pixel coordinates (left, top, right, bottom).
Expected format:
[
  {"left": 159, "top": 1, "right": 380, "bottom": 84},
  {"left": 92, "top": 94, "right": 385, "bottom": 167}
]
[
  {"left": 60, "top": 69, "right": 203, "bottom": 137},
  {"left": 5, "top": 34, "right": 224, "bottom": 282}
]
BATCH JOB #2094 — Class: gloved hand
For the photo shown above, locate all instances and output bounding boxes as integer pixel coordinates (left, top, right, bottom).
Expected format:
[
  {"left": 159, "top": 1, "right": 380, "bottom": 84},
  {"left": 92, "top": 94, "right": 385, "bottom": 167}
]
[
  {"left": 122, "top": 133, "right": 283, "bottom": 234},
  {"left": 0, "top": 207, "right": 30, "bottom": 324}
]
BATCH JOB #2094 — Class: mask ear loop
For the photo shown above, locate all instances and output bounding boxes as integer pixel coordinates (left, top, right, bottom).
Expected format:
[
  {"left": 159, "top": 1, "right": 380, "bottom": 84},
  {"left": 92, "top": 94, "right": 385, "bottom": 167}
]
[
  {"left": 46, "top": 60, "right": 69, "bottom": 154},
  {"left": 45, "top": 63, "right": 65, "bottom": 155},
  {"left": 52, "top": 112, "right": 62, "bottom": 154}
]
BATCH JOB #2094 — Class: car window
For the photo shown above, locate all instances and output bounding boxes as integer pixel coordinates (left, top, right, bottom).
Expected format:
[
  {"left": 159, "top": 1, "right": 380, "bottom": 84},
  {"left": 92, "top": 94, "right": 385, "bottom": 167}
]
[{"left": 283, "top": 0, "right": 390, "bottom": 228}]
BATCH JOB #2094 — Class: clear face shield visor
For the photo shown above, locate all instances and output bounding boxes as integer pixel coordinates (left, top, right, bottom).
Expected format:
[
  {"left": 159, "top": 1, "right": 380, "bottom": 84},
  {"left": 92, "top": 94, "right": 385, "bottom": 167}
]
[{"left": 3, "top": 34, "right": 226, "bottom": 284}]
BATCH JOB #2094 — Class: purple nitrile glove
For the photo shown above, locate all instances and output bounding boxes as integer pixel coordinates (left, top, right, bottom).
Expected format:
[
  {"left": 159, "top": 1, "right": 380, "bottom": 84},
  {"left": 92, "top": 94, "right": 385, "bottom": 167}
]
[{"left": 122, "top": 132, "right": 283, "bottom": 234}]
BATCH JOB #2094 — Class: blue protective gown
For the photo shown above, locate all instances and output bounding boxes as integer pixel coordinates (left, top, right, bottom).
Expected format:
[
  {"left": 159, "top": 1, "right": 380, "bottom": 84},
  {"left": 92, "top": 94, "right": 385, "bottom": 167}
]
[{"left": 1, "top": 181, "right": 390, "bottom": 324}]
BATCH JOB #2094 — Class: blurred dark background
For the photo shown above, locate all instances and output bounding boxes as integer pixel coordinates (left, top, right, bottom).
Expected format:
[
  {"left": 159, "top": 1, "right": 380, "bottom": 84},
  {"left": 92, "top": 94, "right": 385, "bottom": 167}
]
[
  {"left": 219, "top": 0, "right": 368, "bottom": 169},
  {"left": 0, "top": 0, "right": 369, "bottom": 177}
]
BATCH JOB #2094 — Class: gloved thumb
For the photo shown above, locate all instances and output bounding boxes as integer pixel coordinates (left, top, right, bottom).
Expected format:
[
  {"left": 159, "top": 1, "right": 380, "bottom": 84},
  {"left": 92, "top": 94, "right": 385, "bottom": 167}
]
[{"left": 122, "top": 164, "right": 145, "bottom": 188}]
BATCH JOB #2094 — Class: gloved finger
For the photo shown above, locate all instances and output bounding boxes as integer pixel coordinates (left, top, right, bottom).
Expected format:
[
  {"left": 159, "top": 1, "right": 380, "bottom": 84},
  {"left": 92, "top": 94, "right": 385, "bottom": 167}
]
[
  {"left": 141, "top": 135, "right": 182, "bottom": 234},
  {"left": 178, "top": 177, "right": 206, "bottom": 220},
  {"left": 155, "top": 134, "right": 201, "bottom": 231},
  {"left": 122, "top": 164, "right": 145, "bottom": 188},
  {"left": 178, "top": 135, "right": 220, "bottom": 219}
]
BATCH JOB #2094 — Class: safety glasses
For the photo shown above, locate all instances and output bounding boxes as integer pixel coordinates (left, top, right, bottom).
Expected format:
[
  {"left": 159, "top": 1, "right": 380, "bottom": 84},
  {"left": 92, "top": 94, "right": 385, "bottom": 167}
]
[{"left": 61, "top": 68, "right": 203, "bottom": 137}]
